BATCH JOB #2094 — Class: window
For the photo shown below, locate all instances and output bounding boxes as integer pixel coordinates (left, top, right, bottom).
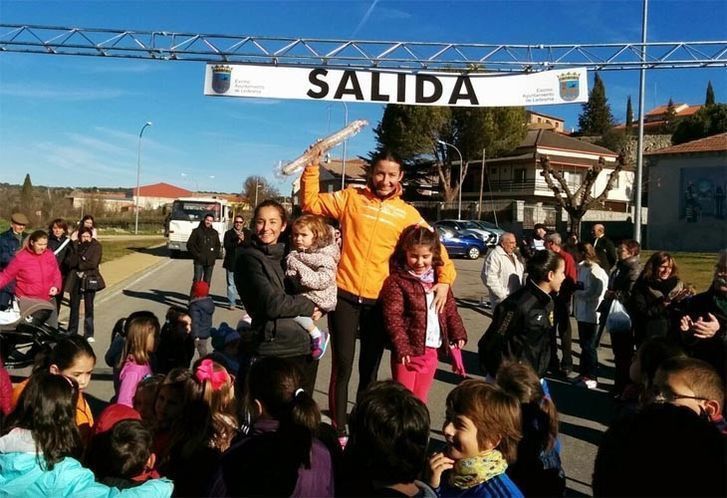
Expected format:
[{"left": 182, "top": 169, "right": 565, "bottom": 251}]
[{"left": 514, "top": 168, "right": 527, "bottom": 182}]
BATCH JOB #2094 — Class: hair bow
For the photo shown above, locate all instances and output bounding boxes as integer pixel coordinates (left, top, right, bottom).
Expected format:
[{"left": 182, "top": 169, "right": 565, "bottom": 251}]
[{"left": 195, "top": 359, "right": 229, "bottom": 391}]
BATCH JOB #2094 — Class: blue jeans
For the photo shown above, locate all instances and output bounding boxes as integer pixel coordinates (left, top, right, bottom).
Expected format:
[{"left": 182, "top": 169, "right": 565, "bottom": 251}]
[
  {"left": 193, "top": 263, "right": 213, "bottom": 284},
  {"left": 226, "top": 270, "right": 238, "bottom": 306}
]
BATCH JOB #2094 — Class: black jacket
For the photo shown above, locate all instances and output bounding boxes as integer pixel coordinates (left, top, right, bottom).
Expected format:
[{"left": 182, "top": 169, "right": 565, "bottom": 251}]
[
  {"left": 64, "top": 239, "right": 103, "bottom": 293},
  {"left": 478, "top": 280, "right": 554, "bottom": 377},
  {"left": 222, "top": 227, "right": 249, "bottom": 270},
  {"left": 187, "top": 221, "right": 221, "bottom": 266},
  {"left": 234, "top": 239, "right": 315, "bottom": 358},
  {"left": 47, "top": 234, "right": 71, "bottom": 274},
  {"left": 628, "top": 277, "right": 683, "bottom": 344},
  {"left": 672, "top": 287, "right": 727, "bottom": 382},
  {"left": 593, "top": 236, "right": 617, "bottom": 272}
]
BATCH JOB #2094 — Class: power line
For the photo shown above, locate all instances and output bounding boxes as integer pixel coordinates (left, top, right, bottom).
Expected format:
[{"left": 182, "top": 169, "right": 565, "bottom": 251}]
[{"left": 1, "top": 24, "right": 726, "bottom": 71}]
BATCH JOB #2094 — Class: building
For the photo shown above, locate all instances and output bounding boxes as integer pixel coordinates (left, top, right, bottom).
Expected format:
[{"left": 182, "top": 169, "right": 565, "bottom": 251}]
[
  {"left": 292, "top": 157, "right": 367, "bottom": 204},
  {"left": 646, "top": 132, "right": 727, "bottom": 252},
  {"left": 526, "top": 110, "right": 565, "bottom": 133},
  {"left": 615, "top": 102, "right": 702, "bottom": 133},
  {"left": 459, "top": 129, "right": 636, "bottom": 227},
  {"left": 132, "top": 183, "right": 193, "bottom": 210},
  {"left": 67, "top": 182, "right": 196, "bottom": 212}
]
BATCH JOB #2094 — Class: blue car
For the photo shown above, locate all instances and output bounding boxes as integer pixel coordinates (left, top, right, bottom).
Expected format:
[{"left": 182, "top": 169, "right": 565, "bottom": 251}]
[{"left": 436, "top": 226, "right": 487, "bottom": 259}]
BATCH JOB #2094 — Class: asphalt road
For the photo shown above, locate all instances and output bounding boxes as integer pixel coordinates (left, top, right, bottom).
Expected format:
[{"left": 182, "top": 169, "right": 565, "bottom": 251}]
[{"left": 19, "top": 253, "right": 619, "bottom": 496}]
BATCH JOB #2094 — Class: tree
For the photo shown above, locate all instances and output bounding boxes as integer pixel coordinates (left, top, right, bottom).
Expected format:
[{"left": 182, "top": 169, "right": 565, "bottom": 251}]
[
  {"left": 625, "top": 96, "right": 634, "bottom": 131},
  {"left": 577, "top": 73, "right": 615, "bottom": 135},
  {"left": 705, "top": 81, "right": 716, "bottom": 107},
  {"left": 373, "top": 104, "right": 526, "bottom": 202},
  {"left": 672, "top": 103, "right": 727, "bottom": 145},
  {"left": 20, "top": 174, "right": 34, "bottom": 221},
  {"left": 242, "top": 176, "right": 279, "bottom": 206},
  {"left": 539, "top": 154, "right": 624, "bottom": 233},
  {"left": 661, "top": 98, "right": 679, "bottom": 134}
]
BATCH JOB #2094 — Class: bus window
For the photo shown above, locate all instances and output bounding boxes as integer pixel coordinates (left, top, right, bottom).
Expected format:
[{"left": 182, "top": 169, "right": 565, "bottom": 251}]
[{"left": 171, "top": 201, "right": 221, "bottom": 222}]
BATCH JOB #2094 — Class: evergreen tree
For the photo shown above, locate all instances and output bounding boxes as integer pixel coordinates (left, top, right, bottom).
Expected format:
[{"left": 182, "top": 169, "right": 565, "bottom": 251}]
[
  {"left": 20, "top": 174, "right": 34, "bottom": 216},
  {"left": 705, "top": 81, "right": 716, "bottom": 107},
  {"left": 625, "top": 96, "right": 634, "bottom": 130},
  {"left": 672, "top": 103, "right": 727, "bottom": 145},
  {"left": 577, "top": 73, "right": 615, "bottom": 135},
  {"left": 662, "top": 98, "right": 678, "bottom": 134}
]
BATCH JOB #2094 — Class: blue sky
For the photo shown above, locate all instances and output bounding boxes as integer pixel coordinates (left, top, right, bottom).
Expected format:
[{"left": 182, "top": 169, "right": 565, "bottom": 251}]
[{"left": 0, "top": 0, "right": 725, "bottom": 193}]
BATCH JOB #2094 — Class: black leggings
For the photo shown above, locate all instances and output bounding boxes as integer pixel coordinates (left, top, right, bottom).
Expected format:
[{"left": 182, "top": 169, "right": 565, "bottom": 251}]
[{"left": 327, "top": 293, "right": 387, "bottom": 434}]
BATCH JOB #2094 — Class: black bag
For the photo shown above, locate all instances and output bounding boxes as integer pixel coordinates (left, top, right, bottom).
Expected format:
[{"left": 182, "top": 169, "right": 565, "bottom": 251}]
[{"left": 81, "top": 273, "right": 106, "bottom": 292}]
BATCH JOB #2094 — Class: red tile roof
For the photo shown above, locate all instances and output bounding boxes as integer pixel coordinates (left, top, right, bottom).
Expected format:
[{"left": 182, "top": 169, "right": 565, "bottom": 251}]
[
  {"left": 136, "top": 183, "right": 192, "bottom": 198},
  {"left": 646, "top": 132, "right": 727, "bottom": 156}
]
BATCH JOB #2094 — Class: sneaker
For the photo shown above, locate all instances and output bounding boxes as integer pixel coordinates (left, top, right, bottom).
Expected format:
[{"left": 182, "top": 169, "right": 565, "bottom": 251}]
[
  {"left": 86, "top": 337, "right": 95, "bottom": 344},
  {"left": 576, "top": 377, "right": 598, "bottom": 390},
  {"left": 311, "top": 329, "right": 330, "bottom": 361}
]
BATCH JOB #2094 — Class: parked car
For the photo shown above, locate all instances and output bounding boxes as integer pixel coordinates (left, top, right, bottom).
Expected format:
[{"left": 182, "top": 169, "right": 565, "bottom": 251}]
[
  {"left": 436, "top": 226, "right": 486, "bottom": 260},
  {"left": 433, "top": 219, "right": 497, "bottom": 246},
  {"left": 468, "top": 220, "right": 506, "bottom": 246}
]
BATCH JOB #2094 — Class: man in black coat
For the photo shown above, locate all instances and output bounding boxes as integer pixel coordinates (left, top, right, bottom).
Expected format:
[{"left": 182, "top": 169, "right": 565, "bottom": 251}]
[
  {"left": 187, "top": 213, "right": 221, "bottom": 284},
  {"left": 592, "top": 223, "right": 617, "bottom": 272},
  {"left": 0, "top": 212, "right": 28, "bottom": 310},
  {"left": 222, "top": 215, "right": 249, "bottom": 309}
]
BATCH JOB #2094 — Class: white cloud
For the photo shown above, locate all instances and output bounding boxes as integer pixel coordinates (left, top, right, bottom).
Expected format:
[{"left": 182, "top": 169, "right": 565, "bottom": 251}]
[{"left": 0, "top": 83, "right": 128, "bottom": 101}]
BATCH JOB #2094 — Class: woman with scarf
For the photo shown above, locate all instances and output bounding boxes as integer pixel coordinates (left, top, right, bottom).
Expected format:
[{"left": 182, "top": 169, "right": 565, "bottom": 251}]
[{"left": 65, "top": 227, "right": 104, "bottom": 341}]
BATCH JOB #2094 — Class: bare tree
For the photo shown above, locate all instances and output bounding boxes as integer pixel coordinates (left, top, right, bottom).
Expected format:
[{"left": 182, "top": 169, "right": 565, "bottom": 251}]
[{"left": 539, "top": 154, "right": 624, "bottom": 233}]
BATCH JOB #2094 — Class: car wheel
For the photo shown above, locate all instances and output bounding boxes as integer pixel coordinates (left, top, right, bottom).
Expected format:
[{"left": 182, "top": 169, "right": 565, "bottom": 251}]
[{"left": 467, "top": 246, "right": 481, "bottom": 259}]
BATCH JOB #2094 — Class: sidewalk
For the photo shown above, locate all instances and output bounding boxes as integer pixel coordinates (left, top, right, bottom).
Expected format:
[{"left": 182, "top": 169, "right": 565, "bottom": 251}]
[{"left": 98, "top": 245, "right": 167, "bottom": 290}]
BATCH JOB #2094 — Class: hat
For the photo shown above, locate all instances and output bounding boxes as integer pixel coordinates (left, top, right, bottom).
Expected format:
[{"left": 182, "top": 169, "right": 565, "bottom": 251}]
[
  {"left": 191, "top": 281, "right": 210, "bottom": 298},
  {"left": 211, "top": 322, "right": 240, "bottom": 350},
  {"left": 10, "top": 212, "right": 29, "bottom": 225},
  {"left": 93, "top": 403, "right": 142, "bottom": 436}
]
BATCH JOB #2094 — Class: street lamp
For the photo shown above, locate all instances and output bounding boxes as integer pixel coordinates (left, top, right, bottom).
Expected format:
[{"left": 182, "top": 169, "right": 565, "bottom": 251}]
[
  {"left": 134, "top": 121, "right": 152, "bottom": 234},
  {"left": 437, "top": 139, "right": 464, "bottom": 220}
]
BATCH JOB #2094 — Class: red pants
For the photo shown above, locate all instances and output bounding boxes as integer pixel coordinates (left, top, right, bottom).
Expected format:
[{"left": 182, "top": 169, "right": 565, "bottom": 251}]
[{"left": 391, "top": 347, "right": 439, "bottom": 403}]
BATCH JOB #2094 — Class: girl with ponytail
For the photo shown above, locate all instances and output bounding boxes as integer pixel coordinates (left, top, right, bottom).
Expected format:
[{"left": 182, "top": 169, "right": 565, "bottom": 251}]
[{"left": 209, "top": 356, "right": 334, "bottom": 497}]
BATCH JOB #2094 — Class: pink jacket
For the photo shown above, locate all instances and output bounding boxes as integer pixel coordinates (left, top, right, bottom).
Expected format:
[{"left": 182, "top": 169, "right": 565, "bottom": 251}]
[{"left": 0, "top": 248, "right": 61, "bottom": 300}]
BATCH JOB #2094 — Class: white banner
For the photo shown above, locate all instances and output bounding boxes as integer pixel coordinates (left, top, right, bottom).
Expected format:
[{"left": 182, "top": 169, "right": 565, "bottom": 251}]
[{"left": 204, "top": 64, "right": 588, "bottom": 107}]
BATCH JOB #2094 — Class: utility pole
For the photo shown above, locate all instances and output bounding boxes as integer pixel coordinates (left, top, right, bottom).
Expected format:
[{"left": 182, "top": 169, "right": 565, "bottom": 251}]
[
  {"left": 478, "top": 148, "right": 486, "bottom": 220},
  {"left": 634, "top": 0, "right": 648, "bottom": 244}
]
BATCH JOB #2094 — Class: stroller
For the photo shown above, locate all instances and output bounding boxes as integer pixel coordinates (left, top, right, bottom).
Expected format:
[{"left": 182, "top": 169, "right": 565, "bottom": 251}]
[{"left": 0, "top": 299, "right": 68, "bottom": 369}]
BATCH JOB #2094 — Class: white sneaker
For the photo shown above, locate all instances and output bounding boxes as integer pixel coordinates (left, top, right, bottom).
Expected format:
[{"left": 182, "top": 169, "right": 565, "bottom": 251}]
[{"left": 578, "top": 377, "right": 597, "bottom": 390}]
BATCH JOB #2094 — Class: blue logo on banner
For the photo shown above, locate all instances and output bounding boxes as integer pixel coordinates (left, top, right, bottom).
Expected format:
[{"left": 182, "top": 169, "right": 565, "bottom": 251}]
[
  {"left": 212, "top": 65, "right": 232, "bottom": 94},
  {"left": 557, "top": 72, "right": 580, "bottom": 101}
]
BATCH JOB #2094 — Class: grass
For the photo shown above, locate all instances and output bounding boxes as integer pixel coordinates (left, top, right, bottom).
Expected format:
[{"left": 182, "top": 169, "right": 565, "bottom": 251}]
[
  {"left": 640, "top": 250, "right": 719, "bottom": 293},
  {"left": 101, "top": 238, "right": 166, "bottom": 264}
]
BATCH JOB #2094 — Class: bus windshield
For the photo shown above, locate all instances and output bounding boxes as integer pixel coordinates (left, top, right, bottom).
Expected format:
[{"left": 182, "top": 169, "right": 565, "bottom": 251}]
[{"left": 170, "top": 201, "right": 221, "bottom": 222}]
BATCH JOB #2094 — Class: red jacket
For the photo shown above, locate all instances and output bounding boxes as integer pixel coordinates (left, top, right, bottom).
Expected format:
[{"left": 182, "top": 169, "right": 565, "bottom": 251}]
[
  {"left": 0, "top": 247, "right": 61, "bottom": 300},
  {"left": 380, "top": 268, "right": 467, "bottom": 361}
]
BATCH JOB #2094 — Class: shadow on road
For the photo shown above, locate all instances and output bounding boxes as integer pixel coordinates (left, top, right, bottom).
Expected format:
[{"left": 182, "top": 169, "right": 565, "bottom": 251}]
[
  {"left": 546, "top": 378, "right": 617, "bottom": 427},
  {"left": 455, "top": 297, "right": 492, "bottom": 318},
  {"left": 133, "top": 245, "right": 171, "bottom": 257},
  {"left": 122, "top": 289, "right": 189, "bottom": 308}
]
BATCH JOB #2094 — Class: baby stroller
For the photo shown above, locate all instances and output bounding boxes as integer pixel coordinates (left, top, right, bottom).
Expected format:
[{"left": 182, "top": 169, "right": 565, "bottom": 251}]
[{"left": 0, "top": 299, "right": 68, "bottom": 369}]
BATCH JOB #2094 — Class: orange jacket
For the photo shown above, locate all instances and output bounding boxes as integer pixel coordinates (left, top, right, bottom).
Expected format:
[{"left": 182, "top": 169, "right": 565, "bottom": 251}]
[
  {"left": 301, "top": 165, "right": 456, "bottom": 300},
  {"left": 12, "top": 378, "right": 94, "bottom": 430}
]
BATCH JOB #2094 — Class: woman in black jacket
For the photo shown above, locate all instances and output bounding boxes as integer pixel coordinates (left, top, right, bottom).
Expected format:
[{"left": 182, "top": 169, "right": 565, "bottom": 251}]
[
  {"left": 47, "top": 218, "right": 71, "bottom": 313},
  {"left": 65, "top": 227, "right": 104, "bottom": 341},
  {"left": 629, "top": 252, "right": 691, "bottom": 346},
  {"left": 234, "top": 199, "right": 320, "bottom": 393}
]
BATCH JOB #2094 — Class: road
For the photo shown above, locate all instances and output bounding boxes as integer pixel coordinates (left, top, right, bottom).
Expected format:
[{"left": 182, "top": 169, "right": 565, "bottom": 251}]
[{"left": 27, "top": 254, "right": 617, "bottom": 496}]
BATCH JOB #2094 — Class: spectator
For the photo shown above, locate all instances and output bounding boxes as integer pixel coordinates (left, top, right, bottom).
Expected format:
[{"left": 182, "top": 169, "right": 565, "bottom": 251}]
[
  {"left": 572, "top": 242, "right": 609, "bottom": 389},
  {"left": 0, "top": 212, "right": 28, "bottom": 310},
  {"left": 591, "top": 223, "right": 616, "bottom": 272},
  {"left": 544, "top": 233, "right": 577, "bottom": 376},
  {"left": 479, "top": 250, "right": 565, "bottom": 380},
  {"left": 340, "top": 380, "right": 433, "bottom": 497},
  {"left": 155, "top": 307, "right": 194, "bottom": 374},
  {"left": 222, "top": 215, "right": 248, "bottom": 309},
  {"left": 0, "top": 230, "right": 61, "bottom": 327},
  {"left": 70, "top": 214, "right": 98, "bottom": 241},
  {"left": 674, "top": 250, "right": 727, "bottom": 383},
  {"left": 209, "top": 356, "right": 334, "bottom": 497},
  {"left": 629, "top": 252, "right": 692, "bottom": 346},
  {"left": 187, "top": 213, "right": 221, "bottom": 284},
  {"left": 47, "top": 218, "right": 71, "bottom": 313},
  {"left": 65, "top": 227, "right": 104, "bottom": 342},
  {"left": 116, "top": 315, "right": 160, "bottom": 408},
  {"left": 598, "top": 239, "right": 641, "bottom": 398},
  {"left": 0, "top": 373, "right": 173, "bottom": 497},
  {"left": 480, "top": 232, "right": 524, "bottom": 309},
  {"left": 210, "top": 322, "right": 241, "bottom": 375},
  {"left": 189, "top": 280, "right": 215, "bottom": 360},
  {"left": 563, "top": 231, "right": 579, "bottom": 261}
]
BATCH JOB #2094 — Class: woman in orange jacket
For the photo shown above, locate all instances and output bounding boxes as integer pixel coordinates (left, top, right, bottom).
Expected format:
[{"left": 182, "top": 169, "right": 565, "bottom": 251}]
[{"left": 301, "top": 148, "right": 456, "bottom": 443}]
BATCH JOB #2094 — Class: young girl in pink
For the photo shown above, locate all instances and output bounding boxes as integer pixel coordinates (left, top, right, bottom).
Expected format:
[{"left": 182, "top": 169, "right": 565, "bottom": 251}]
[
  {"left": 380, "top": 225, "right": 468, "bottom": 402},
  {"left": 116, "top": 314, "right": 159, "bottom": 407}
]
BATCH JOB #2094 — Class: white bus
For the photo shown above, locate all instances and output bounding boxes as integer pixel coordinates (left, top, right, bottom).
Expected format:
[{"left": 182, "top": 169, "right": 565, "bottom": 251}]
[{"left": 166, "top": 197, "right": 233, "bottom": 257}]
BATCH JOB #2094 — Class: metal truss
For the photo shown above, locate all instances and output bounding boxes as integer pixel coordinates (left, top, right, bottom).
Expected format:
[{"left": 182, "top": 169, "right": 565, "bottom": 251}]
[{"left": 1, "top": 24, "right": 726, "bottom": 72}]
